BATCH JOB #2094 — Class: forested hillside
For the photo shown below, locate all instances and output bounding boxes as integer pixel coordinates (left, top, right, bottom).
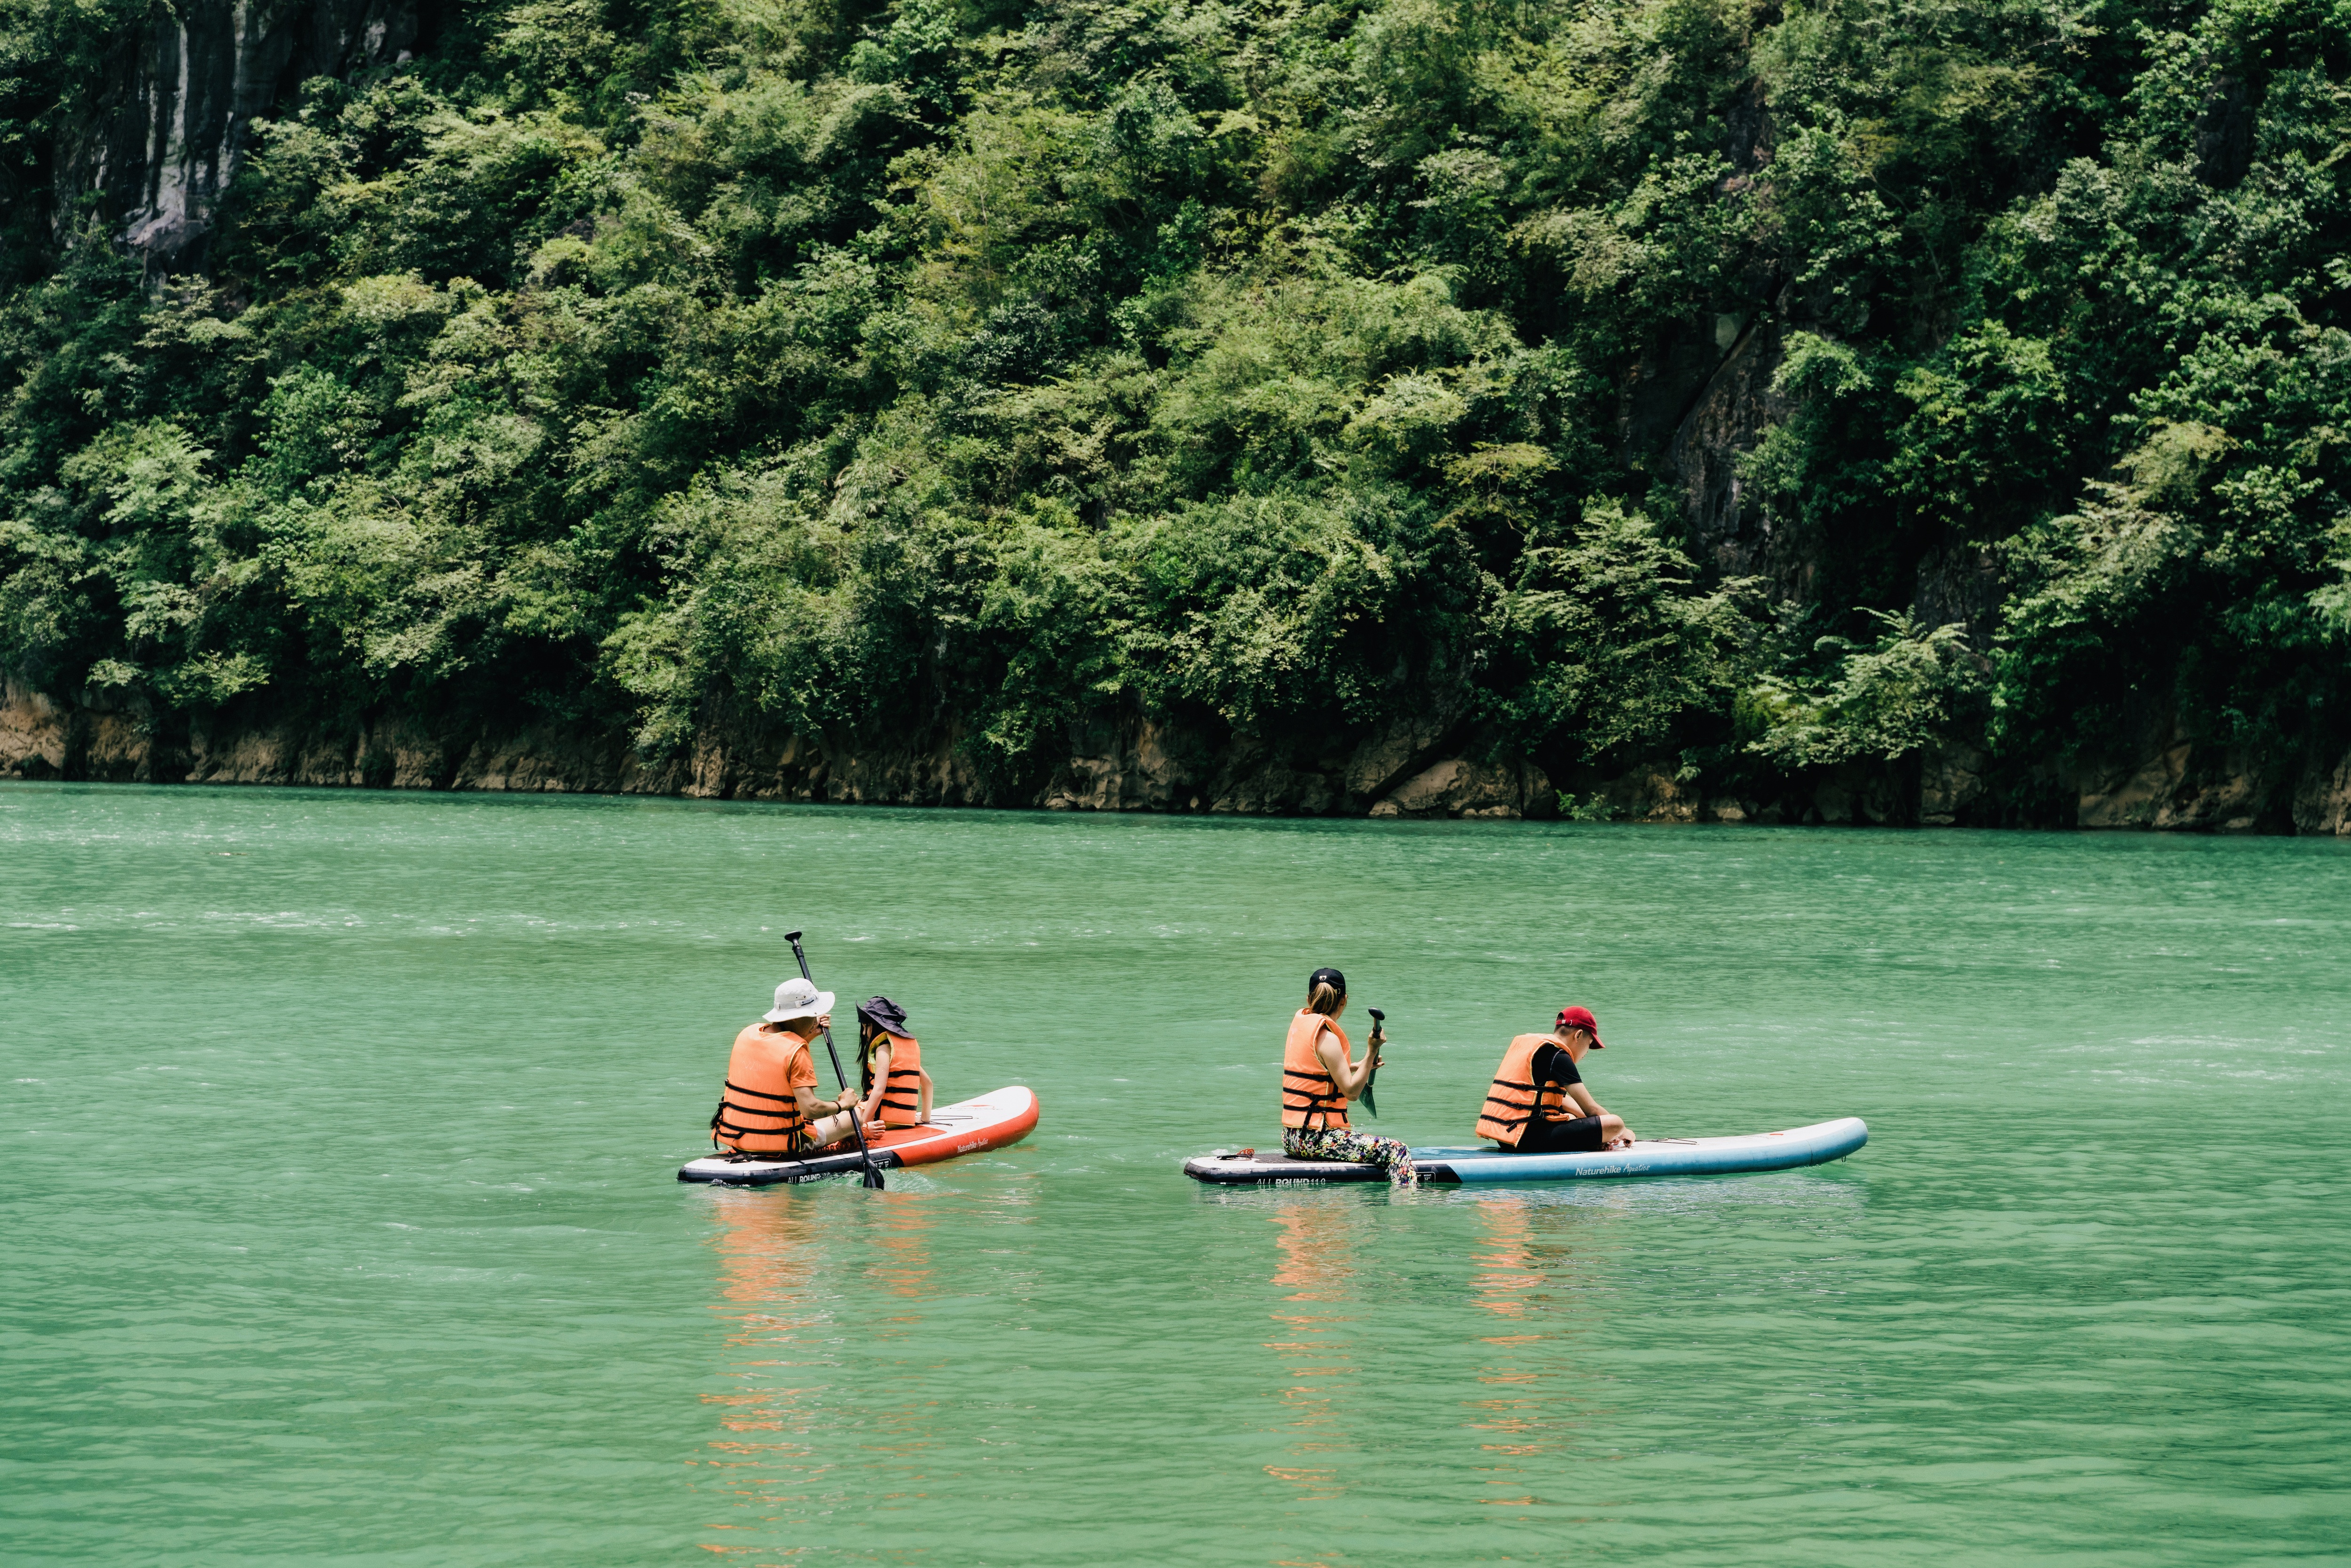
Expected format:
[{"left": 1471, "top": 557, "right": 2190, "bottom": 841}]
[{"left": 3, "top": 0, "right": 2349, "bottom": 825}]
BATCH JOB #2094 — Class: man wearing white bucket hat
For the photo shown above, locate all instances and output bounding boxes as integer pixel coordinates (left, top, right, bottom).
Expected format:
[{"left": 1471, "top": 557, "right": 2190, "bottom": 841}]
[{"left": 709, "top": 977, "right": 865, "bottom": 1156}]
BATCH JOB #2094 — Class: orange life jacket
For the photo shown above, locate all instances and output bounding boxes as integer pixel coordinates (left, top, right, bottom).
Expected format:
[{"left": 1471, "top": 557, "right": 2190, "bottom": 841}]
[
  {"left": 1280, "top": 1010, "right": 1352, "bottom": 1131},
  {"left": 865, "top": 1033, "right": 924, "bottom": 1127},
  {"left": 1475, "top": 1033, "right": 1572, "bottom": 1146},
  {"left": 712, "top": 1023, "right": 811, "bottom": 1153}
]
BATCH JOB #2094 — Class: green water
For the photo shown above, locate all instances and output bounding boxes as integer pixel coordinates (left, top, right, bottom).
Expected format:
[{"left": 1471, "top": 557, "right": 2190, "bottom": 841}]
[{"left": 3, "top": 785, "right": 2347, "bottom": 1567}]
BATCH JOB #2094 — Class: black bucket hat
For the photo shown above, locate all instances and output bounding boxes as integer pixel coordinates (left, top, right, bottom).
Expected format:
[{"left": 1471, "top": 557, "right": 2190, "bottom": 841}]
[{"left": 857, "top": 995, "right": 914, "bottom": 1038}]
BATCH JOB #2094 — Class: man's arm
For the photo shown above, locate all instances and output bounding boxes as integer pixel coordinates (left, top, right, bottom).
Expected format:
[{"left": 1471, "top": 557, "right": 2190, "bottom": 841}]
[
  {"left": 789, "top": 1042, "right": 853, "bottom": 1122},
  {"left": 794, "top": 1080, "right": 852, "bottom": 1120},
  {"left": 1564, "top": 1077, "right": 1634, "bottom": 1145},
  {"left": 1537, "top": 1044, "right": 1631, "bottom": 1146}
]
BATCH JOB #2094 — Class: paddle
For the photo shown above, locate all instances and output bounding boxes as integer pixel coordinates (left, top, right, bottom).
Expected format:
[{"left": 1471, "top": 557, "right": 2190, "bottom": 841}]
[
  {"left": 782, "top": 929, "right": 886, "bottom": 1189},
  {"left": 1361, "top": 1007, "right": 1385, "bottom": 1118}
]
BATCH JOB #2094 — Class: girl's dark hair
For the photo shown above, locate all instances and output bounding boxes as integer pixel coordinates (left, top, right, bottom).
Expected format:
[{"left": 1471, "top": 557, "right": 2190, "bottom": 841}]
[
  {"left": 1305, "top": 980, "right": 1345, "bottom": 1016},
  {"left": 858, "top": 1017, "right": 882, "bottom": 1096}
]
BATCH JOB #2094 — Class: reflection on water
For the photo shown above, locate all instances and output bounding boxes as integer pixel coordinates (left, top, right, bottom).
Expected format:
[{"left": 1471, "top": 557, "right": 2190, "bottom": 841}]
[
  {"left": 698, "top": 1189, "right": 834, "bottom": 1553},
  {"left": 696, "top": 1187, "right": 947, "bottom": 1555},
  {"left": 1263, "top": 1197, "right": 1363, "bottom": 1506},
  {"left": 865, "top": 1190, "right": 937, "bottom": 1304},
  {"left": 1464, "top": 1194, "right": 1613, "bottom": 1511},
  {"left": 852, "top": 1190, "right": 942, "bottom": 1525}
]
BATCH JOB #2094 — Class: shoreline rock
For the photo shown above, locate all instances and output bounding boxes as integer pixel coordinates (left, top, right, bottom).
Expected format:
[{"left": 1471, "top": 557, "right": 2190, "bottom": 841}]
[{"left": 4, "top": 676, "right": 2343, "bottom": 832}]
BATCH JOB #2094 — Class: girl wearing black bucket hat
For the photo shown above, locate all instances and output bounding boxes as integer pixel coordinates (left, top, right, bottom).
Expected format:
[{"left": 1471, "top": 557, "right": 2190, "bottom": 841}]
[
  {"left": 1279, "top": 967, "right": 1416, "bottom": 1187},
  {"left": 856, "top": 996, "right": 932, "bottom": 1127}
]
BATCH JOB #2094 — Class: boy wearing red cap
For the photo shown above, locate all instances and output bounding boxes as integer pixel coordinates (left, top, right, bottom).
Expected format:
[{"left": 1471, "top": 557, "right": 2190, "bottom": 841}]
[{"left": 1472, "top": 1006, "right": 1634, "bottom": 1153}]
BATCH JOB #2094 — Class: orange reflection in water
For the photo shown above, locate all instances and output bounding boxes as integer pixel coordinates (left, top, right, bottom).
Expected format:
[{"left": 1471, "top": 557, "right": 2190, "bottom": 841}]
[
  {"left": 692, "top": 1185, "right": 953, "bottom": 1558},
  {"left": 863, "top": 1189, "right": 937, "bottom": 1306},
  {"left": 1470, "top": 1192, "right": 1546, "bottom": 1321},
  {"left": 1462, "top": 1193, "right": 1610, "bottom": 1505},
  {"left": 694, "top": 1188, "right": 835, "bottom": 1555},
  {"left": 849, "top": 1190, "right": 944, "bottom": 1508},
  {"left": 1262, "top": 1200, "right": 1361, "bottom": 1505}
]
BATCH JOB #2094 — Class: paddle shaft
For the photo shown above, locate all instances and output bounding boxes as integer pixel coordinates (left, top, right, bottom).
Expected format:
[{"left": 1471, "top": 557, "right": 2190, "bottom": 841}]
[{"left": 782, "top": 930, "right": 885, "bottom": 1188}]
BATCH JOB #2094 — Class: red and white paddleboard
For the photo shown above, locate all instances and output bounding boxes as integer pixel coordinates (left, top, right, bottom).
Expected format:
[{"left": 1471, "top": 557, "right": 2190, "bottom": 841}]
[{"left": 678, "top": 1085, "right": 1039, "bottom": 1186}]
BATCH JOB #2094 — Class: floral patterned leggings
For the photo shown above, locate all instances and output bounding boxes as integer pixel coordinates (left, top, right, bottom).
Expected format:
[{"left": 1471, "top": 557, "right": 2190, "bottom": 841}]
[{"left": 1285, "top": 1125, "right": 1419, "bottom": 1187}]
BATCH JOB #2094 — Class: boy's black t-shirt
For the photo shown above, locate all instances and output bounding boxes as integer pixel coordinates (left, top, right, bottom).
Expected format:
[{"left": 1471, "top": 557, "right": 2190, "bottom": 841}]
[{"left": 1529, "top": 1044, "right": 1583, "bottom": 1095}]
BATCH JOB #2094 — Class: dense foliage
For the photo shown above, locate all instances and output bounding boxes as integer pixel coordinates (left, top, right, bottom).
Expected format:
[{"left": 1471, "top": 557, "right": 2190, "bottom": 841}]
[{"left": 2, "top": 0, "right": 2348, "bottom": 805}]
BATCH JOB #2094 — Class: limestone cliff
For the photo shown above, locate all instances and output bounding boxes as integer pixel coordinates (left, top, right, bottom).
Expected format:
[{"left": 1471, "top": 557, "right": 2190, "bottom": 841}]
[
  {"left": 10, "top": 675, "right": 2344, "bottom": 831},
  {"left": 50, "top": 0, "right": 423, "bottom": 265},
  {"left": 0, "top": 676, "right": 1563, "bottom": 819}
]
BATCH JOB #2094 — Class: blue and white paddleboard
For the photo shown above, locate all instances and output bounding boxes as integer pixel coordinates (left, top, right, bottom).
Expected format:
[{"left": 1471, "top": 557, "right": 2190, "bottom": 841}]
[{"left": 1181, "top": 1117, "right": 1868, "bottom": 1185}]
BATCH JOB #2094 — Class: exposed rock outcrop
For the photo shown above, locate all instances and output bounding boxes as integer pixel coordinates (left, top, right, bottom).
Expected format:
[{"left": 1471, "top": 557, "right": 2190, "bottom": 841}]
[
  {"left": 2063, "top": 719, "right": 2351, "bottom": 835},
  {"left": 2292, "top": 747, "right": 2351, "bottom": 835},
  {"left": 0, "top": 679, "right": 70, "bottom": 777},
  {"left": 1601, "top": 765, "right": 1699, "bottom": 824},
  {"left": 1670, "top": 318, "right": 1803, "bottom": 593},
  {"left": 1623, "top": 316, "right": 1739, "bottom": 461},
  {"left": 53, "top": 0, "right": 423, "bottom": 265},
  {"left": 2071, "top": 723, "right": 2277, "bottom": 832},
  {"left": 1911, "top": 539, "right": 2004, "bottom": 643},
  {"left": 1344, "top": 706, "right": 1470, "bottom": 804},
  {"left": 0, "top": 678, "right": 1559, "bottom": 820},
  {"left": 1918, "top": 741, "right": 1987, "bottom": 827},
  {"left": 1809, "top": 764, "right": 1915, "bottom": 827},
  {"left": 1044, "top": 714, "right": 1193, "bottom": 811},
  {"left": 9, "top": 674, "right": 2345, "bottom": 833},
  {"left": 1369, "top": 757, "right": 1554, "bottom": 820}
]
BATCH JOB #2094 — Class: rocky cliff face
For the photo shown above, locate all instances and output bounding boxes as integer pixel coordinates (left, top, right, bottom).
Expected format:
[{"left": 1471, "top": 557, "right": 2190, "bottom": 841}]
[
  {"left": 0, "top": 676, "right": 1565, "bottom": 819},
  {"left": 10, "top": 675, "right": 2344, "bottom": 831},
  {"left": 1670, "top": 315, "right": 1801, "bottom": 593},
  {"left": 2069, "top": 719, "right": 2351, "bottom": 834},
  {"left": 53, "top": 0, "right": 423, "bottom": 265}
]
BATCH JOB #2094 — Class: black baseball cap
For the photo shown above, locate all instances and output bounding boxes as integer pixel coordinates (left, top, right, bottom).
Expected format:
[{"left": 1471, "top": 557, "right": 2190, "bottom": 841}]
[{"left": 1308, "top": 967, "right": 1346, "bottom": 994}]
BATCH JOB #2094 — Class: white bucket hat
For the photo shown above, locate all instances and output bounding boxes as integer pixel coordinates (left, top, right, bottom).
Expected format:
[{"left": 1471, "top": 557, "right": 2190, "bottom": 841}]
[{"left": 762, "top": 977, "right": 835, "bottom": 1023}]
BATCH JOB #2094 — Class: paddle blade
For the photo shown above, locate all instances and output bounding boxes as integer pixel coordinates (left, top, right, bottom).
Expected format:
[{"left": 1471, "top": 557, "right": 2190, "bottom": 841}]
[
  {"left": 1361, "top": 1077, "right": 1379, "bottom": 1118},
  {"left": 861, "top": 1162, "right": 886, "bottom": 1189}
]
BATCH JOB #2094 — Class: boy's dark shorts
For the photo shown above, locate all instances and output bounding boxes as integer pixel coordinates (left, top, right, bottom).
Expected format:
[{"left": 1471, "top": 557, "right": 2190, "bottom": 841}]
[{"left": 1510, "top": 1114, "right": 1607, "bottom": 1153}]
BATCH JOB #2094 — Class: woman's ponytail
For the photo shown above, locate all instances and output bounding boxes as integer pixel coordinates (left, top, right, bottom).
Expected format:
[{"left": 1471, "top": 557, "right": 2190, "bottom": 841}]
[{"left": 1305, "top": 979, "right": 1345, "bottom": 1016}]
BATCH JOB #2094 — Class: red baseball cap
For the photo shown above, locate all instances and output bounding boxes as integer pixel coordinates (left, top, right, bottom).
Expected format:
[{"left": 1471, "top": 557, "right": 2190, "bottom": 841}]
[{"left": 1556, "top": 1006, "right": 1604, "bottom": 1047}]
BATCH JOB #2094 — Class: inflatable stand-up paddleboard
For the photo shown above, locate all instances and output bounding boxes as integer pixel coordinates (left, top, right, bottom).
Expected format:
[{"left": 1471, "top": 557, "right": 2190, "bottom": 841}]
[
  {"left": 680, "top": 1085, "right": 1039, "bottom": 1186},
  {"left": 1183, "top": 1116, "right": 1867, "bottom": 1185}
]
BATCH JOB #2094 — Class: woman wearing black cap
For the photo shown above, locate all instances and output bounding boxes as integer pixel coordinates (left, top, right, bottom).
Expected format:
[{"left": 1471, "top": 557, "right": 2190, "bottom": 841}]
[{"left": 1280, "top": 967, "right": 1416, "bottom": 1187}]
